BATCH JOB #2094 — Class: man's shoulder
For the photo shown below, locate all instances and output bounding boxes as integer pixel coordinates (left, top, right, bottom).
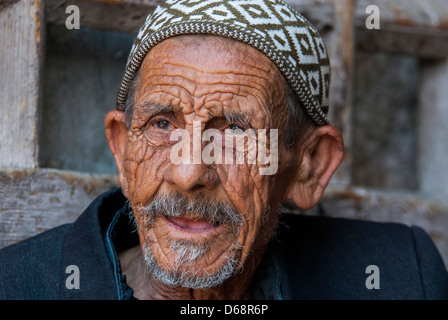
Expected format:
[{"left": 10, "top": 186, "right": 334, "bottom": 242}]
[
  {"left": 274, "top": 214, "right": 448, "bottom": 299},
  {"left": 0, "top": 223, "right": 70, "bottom": 261},
  {"left": 0, "top": 188, "right": 126, "bottom": 300},
  {"left": 0, "top": 224, "right": 70, "bottom": 299},
  {"left": 277, "top": 213, "right": 418, "bottom": 243}
]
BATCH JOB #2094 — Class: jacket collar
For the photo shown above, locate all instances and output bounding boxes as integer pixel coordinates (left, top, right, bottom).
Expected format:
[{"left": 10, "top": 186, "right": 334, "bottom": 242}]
[{"left": 59, "top": 188, "right": 126, "bottom": 299}]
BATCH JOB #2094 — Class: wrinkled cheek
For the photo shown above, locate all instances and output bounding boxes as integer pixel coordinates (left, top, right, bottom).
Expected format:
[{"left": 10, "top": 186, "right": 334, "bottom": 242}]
[
  {"left": 216, "top": 164, "right": 272, "bottom": 261},
  {"left": 123, "top": 138, "right": 171, "bottom": 206},
  {"left": 216, "top": 163, "right": 270, "bottom": 216},
  {"left": 135, "top": 216, "right": 158, "bottom": 252},
  {"left": 235, "top": 215, "right": 263, "bottom": 262}
]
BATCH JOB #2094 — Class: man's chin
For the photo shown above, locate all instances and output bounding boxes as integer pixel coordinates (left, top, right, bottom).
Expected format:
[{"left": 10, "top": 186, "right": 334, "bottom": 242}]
[{"left": 142, "top": 242, "right": 242, "bottom": 289}]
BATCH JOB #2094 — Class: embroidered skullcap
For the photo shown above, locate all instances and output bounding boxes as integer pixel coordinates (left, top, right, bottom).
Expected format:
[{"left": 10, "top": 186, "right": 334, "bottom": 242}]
[{"left": 116, "top": 0, "right": 331, "bottom": 126}]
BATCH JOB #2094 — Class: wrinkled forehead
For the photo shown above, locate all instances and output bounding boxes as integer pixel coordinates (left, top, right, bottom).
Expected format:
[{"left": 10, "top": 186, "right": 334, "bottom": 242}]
[
  {"left": 133, "top": 35, "right": 289, "bottom": 125},
  {"left": 141, "top": 35, "right": 284, "bottom": 82}
]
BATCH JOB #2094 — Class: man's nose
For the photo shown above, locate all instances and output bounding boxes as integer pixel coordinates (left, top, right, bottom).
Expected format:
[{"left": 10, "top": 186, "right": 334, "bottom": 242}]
[{"left": 164, "top": 162, "right": 219, "bottom": 192}]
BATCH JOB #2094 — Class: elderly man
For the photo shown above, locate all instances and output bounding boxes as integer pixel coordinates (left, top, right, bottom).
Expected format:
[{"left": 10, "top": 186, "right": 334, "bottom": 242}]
[{"left": 1, "top": 0, "right": 447, "bottom": 300}]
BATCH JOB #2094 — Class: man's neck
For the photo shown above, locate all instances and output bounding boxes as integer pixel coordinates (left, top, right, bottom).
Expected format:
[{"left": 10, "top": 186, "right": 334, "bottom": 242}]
[{"left": 118, "top": 245, "right": 255, "bottom": 300}]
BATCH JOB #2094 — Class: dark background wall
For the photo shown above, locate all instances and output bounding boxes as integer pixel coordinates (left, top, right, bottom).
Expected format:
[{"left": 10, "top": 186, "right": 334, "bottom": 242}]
[{"left": 39, "top": 25, "right": 134, "bottom": 174}]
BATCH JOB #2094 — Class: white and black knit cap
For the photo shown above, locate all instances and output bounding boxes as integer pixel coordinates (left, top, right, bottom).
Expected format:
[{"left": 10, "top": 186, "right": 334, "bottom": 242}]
[{"left": 116, "top": 0, "right": 331, "bottom": 126}]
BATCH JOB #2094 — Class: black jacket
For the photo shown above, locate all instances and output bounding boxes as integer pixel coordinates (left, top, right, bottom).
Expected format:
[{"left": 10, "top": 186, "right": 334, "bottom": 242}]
[{"left": 0, "top": 188, "right": 447, "bottom": 299}]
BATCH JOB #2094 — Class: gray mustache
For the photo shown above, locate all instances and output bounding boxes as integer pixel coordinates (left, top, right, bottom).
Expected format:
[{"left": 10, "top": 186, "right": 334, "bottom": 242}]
[{"left": 138, "top": 192, "right": 244, "bottom": 233}]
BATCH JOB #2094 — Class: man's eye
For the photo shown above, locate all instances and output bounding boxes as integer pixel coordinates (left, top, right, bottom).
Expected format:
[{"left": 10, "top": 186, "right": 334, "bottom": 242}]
[
  {"left": 155, "top": 120, "right": 171, "bottom": 130},
  {"left": 228, "top": 124, "right": 243, "bottom": 132}
]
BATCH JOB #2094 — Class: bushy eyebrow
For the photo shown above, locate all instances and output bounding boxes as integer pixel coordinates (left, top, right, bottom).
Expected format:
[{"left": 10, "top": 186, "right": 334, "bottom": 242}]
[
  {"left": 222, "top": 110, "right": 254, "bottom": 129},
  {"left": 139, "top": 101, "right": 174, "bottom": 119}
]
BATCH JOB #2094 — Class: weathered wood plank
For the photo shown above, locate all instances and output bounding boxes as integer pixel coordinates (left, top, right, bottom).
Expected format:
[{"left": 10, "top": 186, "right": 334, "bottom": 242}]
[
  {"left": 355, "top": 0, "right": 448, "bottom": 58},
  {"left": 0, "top": 0, "right": 45, "bottom": 168},
  {"left": 356, "top": 0, "right": 448, "bottom": 30},
  {"left": 45, "top": 0, "right": 162, "bottom": 34},
  {"left": 0, "top": 169, "right": 119, "bottom": 248}
]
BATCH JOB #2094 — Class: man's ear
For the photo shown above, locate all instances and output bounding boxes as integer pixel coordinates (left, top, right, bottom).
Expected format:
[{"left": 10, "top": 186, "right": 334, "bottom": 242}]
[
  {"left": 105, "top": 110, "right": 129, "bottom": 197},
  {"left": 286, "top": 125, "right": 344, "bottom": 210}
]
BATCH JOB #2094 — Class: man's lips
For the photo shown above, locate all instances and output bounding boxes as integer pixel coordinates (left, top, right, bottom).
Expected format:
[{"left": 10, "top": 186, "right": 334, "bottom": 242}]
[{"left": 164, "top": 216, "right": 220, "bottom": 232}]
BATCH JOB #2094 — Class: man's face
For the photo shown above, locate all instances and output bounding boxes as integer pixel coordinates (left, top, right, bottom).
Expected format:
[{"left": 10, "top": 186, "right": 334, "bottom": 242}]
[{"left": 120, "top": 36, "right": 294, "bottom": 288}]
